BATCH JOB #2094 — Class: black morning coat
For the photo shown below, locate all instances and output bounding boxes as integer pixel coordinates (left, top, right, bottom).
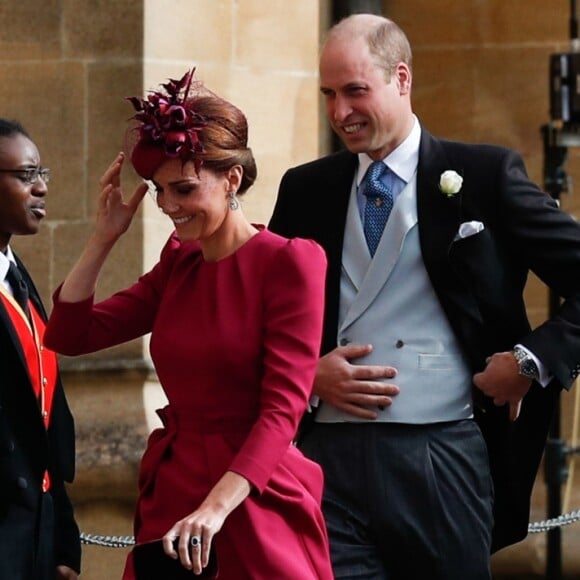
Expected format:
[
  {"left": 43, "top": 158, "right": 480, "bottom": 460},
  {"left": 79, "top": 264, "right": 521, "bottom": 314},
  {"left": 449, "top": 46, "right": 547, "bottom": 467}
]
[{"left": 0, "top": 254, "right": 80, "bottom": 577}]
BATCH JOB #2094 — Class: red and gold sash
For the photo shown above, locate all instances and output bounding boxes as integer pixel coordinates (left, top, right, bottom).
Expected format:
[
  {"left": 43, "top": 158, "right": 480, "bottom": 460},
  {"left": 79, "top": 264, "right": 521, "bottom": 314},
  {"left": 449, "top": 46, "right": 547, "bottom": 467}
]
[{"left": 0, "top": 285, "right": 58, "bottom": 491}]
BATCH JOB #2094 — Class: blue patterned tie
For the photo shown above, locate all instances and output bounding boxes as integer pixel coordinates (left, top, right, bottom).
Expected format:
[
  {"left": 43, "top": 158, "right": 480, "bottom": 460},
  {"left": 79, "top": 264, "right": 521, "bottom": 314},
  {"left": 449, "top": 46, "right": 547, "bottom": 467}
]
[{"left": 362, "top": 161, "right": 394, "bottom": 256}]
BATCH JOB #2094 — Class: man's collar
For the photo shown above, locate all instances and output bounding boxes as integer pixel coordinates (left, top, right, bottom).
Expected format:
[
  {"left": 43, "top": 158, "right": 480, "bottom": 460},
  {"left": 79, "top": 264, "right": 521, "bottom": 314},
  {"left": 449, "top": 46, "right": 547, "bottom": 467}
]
[
  {"left": 357, "top": 115, "right": 421, "bottom": 185},
  {"left": 0, "top": 246, "right": 15, "bottom": 283}
]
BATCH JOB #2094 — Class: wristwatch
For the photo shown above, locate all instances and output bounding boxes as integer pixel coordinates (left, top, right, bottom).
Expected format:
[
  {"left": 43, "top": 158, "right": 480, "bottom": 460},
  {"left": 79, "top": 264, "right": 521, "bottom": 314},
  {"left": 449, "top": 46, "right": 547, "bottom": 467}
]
[{"left": 511, "top": 346, "right": 540, "bottom": 381}]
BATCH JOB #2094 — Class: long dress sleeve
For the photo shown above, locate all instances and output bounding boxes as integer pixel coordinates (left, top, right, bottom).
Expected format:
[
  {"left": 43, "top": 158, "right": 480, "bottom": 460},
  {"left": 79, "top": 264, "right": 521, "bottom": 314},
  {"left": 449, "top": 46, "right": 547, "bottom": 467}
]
[
  {"left": 45, "top": 235, "right": 181, "bottom": 355},
  {"left": 227, "top": 238, "right": 327, "bottom": 492}
]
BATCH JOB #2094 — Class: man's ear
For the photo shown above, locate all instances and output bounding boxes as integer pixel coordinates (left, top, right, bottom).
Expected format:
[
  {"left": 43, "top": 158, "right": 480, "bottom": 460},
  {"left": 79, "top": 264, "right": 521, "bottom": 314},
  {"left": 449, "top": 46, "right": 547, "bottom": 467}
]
[{"left": 394, "top": 63, "right": 412, "bottom": 95}]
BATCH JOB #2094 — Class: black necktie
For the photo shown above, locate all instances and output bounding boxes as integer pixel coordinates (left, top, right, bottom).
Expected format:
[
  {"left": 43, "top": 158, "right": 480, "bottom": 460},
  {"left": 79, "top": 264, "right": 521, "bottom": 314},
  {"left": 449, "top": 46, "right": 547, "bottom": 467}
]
[{"left": 6, "top": 262, "right": 30, "bottom": 318}]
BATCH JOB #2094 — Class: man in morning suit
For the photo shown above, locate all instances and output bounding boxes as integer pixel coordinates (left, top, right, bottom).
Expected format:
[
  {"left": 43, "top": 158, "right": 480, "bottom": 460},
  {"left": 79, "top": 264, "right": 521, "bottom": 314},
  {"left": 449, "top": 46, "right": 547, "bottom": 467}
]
[
  {"left": 269, "top": 14, "right": 580, "bottom": 580},
  {"left": 0, "top": 118, "right": 80, "bottom": 579}
]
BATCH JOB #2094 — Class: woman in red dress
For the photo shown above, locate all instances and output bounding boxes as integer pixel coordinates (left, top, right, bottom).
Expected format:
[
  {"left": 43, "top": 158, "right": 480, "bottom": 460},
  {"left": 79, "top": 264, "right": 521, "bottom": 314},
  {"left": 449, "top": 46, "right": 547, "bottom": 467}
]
[{"left": 44, "top": 70, "right": 333, "bottom": 579}]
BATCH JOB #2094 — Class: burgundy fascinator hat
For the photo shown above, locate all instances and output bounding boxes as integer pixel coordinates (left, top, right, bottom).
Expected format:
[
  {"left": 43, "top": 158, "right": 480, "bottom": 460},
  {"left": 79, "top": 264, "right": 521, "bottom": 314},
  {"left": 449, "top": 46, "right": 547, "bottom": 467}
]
[{"left": 126, "top": 69, "right": 207, "bottom": 180}]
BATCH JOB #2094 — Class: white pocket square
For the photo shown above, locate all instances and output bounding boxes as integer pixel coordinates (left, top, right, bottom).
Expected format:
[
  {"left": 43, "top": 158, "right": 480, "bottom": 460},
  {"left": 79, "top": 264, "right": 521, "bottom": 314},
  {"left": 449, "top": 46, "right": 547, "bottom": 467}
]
[{"left": 454, "top": 220, "right": 484, "bottom": 241}]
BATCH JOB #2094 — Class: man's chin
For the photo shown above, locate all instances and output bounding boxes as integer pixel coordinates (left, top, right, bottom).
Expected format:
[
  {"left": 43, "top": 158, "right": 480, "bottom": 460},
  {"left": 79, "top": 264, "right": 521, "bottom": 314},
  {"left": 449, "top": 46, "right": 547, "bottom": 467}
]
[
  {"left": 338, "top": 137, "right": 367, "bottom": 154},
  {"left": 20, "top": 224, "right": 41, "bottom": 236}
]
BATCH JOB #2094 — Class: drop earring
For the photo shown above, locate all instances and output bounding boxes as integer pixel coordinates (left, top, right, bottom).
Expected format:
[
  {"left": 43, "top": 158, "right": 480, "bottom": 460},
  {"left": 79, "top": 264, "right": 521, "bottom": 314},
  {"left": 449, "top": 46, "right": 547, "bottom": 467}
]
[{"left": 228, "top": 190, "right": 240, "bottom": 210}]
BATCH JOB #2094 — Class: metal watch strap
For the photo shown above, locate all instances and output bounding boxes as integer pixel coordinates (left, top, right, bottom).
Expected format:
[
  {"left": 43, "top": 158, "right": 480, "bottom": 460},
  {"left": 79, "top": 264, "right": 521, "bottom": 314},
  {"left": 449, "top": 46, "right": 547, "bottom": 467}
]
[{"left": 512, "top": 346, "right": 540, "bottom": 380}]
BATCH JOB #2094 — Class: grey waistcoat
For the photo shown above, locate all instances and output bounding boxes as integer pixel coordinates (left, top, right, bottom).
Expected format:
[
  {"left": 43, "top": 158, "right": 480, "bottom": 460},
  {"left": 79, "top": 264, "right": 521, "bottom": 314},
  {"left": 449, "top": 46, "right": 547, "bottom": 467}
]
[{"left": 316, "top": 174, "right": 473, "bottom": 424}]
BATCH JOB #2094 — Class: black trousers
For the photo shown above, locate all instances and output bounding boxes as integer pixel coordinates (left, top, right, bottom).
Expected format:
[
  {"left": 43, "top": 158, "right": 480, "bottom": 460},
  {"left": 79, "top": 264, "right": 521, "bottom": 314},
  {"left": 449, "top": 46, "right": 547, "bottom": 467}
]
[
  {"left": 300, "top": 420, "right": 493, "bottom": 580},
  {"left": 33, "top": 491, "right": 55, "bottom": 580}
]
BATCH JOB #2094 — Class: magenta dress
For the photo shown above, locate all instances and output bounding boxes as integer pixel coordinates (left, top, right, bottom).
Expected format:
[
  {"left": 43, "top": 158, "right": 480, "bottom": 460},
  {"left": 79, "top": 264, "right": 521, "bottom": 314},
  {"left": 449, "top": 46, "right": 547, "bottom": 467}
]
[{"left": 45, "top": 227, "right": 333, "bottom": 579}]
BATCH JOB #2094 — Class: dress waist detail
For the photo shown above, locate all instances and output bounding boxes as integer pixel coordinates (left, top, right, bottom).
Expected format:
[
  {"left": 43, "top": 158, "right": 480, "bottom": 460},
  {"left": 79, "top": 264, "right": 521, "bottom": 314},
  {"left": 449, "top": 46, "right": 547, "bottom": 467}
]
[
  {"left": 157, "top": 405, "right": 256, "bottom": 434},
  {"left": 138, "top": 405, "right": 255, "bottom": 500}
]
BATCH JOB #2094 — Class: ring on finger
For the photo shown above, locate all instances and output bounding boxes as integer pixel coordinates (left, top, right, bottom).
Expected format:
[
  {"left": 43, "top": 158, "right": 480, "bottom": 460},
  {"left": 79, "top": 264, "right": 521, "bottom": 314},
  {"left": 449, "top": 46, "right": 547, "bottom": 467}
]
[{"left": 190, "top": 535, "right": 202, "bottom": 549}]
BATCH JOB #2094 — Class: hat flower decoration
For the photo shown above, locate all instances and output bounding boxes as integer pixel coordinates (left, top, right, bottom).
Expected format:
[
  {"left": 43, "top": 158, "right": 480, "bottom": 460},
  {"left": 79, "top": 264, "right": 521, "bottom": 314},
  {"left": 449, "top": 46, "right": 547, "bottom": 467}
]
[{"left": 126, "top": 68, "right": 207, "bottom": 179}]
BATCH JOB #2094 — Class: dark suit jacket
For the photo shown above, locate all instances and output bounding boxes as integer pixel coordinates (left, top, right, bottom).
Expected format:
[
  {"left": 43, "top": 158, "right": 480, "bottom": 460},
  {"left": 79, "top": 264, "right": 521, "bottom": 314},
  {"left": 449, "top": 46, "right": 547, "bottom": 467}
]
[
  {"left": 269, "top": 127, "right": 580, "bottom": 552},
  {"left": 0, "top": 255, "right": 80, "bottom": 577}
]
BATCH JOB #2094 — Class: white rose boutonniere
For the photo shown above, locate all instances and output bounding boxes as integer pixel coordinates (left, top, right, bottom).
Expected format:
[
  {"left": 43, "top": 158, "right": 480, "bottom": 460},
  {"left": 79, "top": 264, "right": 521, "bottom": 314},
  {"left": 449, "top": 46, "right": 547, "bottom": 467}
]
[{"left": 439, "top": 170, "right": 463, "bottom": 197}]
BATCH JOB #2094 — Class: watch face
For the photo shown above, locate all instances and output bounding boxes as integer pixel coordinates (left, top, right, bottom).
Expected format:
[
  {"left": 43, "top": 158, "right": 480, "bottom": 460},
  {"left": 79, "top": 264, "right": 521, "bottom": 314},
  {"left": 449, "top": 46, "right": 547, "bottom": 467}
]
[{"left": 520, "top": 358, "right": 539, "bottom": 379}]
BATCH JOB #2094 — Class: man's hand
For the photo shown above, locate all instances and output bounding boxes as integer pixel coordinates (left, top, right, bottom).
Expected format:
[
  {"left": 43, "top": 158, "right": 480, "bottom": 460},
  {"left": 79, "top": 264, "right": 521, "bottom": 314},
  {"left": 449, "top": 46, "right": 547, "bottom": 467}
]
[
  {"left": 56, "top": 565, "right": 78, "bottom": 580},
  {"left": 314, "top": 344, "right": 399, "bottom": 419},
  {"left": 473, "top": 351, "right": 532, "bottom": 421}
]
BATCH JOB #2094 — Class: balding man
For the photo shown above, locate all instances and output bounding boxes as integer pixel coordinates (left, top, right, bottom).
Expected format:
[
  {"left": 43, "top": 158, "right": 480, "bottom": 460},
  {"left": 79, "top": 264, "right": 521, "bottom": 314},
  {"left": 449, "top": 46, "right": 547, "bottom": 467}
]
[{"left": 270, "top": 13, "right": 580, "bottom": 580}]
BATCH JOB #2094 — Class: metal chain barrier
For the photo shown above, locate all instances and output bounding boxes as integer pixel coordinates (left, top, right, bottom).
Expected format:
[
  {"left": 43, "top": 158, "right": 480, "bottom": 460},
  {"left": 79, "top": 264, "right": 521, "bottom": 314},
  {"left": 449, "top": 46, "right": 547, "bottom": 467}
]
[
  {"left": 527, "top": 508, "right": 580, "bottom": 533},
  {"left": 80, "top": 509, "right": 580, "bottom": 547},
  {"left": 80, "top": 533, "right": 134, "bottom": 548}
]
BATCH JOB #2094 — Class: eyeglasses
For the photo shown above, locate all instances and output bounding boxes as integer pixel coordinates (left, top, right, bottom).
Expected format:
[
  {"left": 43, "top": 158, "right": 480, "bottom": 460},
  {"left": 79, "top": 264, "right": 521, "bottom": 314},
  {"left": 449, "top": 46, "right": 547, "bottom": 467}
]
[{"left": 0, "top": 167, "right": 51, "bottom": 184}]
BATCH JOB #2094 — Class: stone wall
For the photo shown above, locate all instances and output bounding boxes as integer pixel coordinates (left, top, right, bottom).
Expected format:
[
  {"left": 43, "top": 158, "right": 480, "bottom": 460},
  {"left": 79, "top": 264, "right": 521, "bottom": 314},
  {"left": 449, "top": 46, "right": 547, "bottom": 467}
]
[{"left": 1, "top": 0, "right": 579, "bottom": 577}]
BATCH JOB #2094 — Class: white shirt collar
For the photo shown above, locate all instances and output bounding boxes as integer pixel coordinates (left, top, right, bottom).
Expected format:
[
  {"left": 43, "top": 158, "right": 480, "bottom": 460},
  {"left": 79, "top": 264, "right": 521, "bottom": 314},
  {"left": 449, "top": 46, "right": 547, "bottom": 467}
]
[
  {"left": 356, "top": 115, "right": 421, "bottom": 186},
  {"left": 0, "top": 246, "right": 17, "bottom": 288}
]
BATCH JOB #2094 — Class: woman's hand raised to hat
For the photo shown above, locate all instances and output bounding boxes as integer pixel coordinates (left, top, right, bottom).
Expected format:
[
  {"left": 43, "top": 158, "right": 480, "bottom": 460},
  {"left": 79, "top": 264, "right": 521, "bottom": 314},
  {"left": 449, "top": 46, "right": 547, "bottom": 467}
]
[{"left": 94, "top": 152, "right": 148, "bottom": 245}]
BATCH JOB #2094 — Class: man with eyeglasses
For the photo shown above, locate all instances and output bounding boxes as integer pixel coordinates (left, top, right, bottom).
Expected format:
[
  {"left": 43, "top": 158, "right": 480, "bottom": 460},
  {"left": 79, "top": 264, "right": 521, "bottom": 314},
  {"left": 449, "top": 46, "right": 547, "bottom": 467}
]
[{"left": 0, "top": 118, "right": 80, "bottom": 580}]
